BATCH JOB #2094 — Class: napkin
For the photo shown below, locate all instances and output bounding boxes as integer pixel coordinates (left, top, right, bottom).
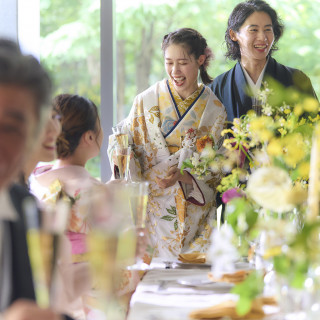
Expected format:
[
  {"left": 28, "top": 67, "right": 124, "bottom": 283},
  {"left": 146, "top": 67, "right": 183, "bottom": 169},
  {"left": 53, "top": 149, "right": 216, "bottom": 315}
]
[
  {"left": 189, "top": 296, "right": 277, "bottom": 319},
  {"left": 208, "top": 270, "right": 251, "bottom": 284},
  {"left": 178, "top": 252, "right": 206, "bottom": 264}
]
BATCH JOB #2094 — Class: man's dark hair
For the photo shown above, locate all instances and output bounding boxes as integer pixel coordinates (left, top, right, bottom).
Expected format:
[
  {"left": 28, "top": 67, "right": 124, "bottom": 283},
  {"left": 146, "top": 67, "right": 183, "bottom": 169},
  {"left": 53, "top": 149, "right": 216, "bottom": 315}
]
[
  {"left": 225, "top": 0, "right": 284, "bottom": 61},
  {"left": 0, "top": 38, "right": 52, "bottom": 118}
]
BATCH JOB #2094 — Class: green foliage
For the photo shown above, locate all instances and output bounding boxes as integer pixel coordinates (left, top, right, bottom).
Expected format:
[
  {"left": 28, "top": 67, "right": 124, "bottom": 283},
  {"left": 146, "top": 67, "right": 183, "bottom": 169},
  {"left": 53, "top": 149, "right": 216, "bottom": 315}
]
[
  {"left": 231, "top": 270, "right": 265, "bottom": 315},
  {"left": 216, "top": 169, "right": 246, "bottom": 194},
  {"left": 273, "top": 220, "right": 320, "bottom": 289},
  {"left": 40, "top": 0, "right": 320, "bottom": 179},
  {"left": 226, "top": 198, "right": 258, "bottom": 235},
  {"left": 180, "top": 159, "right": 194, "bottom": 172}
]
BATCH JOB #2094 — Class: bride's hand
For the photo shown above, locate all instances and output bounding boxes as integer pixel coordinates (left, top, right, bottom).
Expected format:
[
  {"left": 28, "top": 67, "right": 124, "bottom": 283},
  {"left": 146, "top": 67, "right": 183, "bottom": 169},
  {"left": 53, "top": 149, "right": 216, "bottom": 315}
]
[{"left": 156, "top": 165, "right": 192, "bottom": 189}]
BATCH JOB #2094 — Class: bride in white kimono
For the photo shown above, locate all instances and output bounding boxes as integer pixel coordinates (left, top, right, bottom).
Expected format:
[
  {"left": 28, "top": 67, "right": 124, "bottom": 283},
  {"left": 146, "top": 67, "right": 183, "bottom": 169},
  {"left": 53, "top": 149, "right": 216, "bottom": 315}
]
[{"left": 109, "top": 28, "right": 227, "bottom": 258}]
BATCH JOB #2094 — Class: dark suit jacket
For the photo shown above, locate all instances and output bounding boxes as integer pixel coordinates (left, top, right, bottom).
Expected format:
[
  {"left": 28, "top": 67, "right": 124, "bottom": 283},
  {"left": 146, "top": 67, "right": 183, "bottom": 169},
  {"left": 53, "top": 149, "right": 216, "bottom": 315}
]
[
  {"left": 8, "top": 184, "right": 36, "bottom": 303},
  {"left": 209, "top": 57, "right": 317, "bottom": 122},
  {"left": 7, "top": 184, "right": 73, "bottom": 320}
]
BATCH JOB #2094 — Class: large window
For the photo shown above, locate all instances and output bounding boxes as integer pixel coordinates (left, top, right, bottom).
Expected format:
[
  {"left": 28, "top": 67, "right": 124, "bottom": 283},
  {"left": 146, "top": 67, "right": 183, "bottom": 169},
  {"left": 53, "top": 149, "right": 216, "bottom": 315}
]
[
  {"left": 40, "top": 0, "right": 320, "bottom": 179},
  {"left": 40, "top": 0, "right": 101, "bottom": 178},
  {"left": 115, "top": 0, "right": 320, "bottom": 122}
]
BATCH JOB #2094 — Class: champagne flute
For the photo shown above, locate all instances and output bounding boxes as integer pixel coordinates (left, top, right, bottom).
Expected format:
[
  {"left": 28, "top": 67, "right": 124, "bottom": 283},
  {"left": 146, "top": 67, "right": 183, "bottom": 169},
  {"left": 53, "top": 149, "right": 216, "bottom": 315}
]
[
  {"left": 252, "top": 97, "right": 262, "bottom": 116},
  {"left": 112, "top": 125, "right": 129, "bottom": 149},
  {"left": 85, "top": 184, "right": 127, "bottom": 320},
  {"left": 126, "top": 181, "right": 150, "bottom": 271},
  {"left": 23, "top": 197, "right": 70, "bottom": 308},
  {"left": 115, "top": 146, "right": 131, "bottom": 181}
]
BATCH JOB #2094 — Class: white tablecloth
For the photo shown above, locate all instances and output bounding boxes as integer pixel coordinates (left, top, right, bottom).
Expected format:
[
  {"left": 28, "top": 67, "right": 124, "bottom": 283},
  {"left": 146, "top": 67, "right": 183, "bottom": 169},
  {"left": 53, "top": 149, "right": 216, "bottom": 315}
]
[{"left": 127, "top": 258, "right": 281, "bottom": 320}]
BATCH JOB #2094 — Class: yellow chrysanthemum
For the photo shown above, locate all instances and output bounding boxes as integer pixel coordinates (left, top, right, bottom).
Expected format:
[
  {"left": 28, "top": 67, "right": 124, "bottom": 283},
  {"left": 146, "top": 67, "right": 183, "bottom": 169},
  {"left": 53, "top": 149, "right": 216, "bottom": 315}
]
[
  {"left": 298, "top": 118, "right": 307, "bottom": 126},
  {"left": 267, "top": 139, "right": 283, "bottom": 156},
  {"left": 278, "top": 128, "right": 287, "bottom": 136},
  {"left": 282, "top": 134, "right": 306, "bottom": 167},
  {"left": 309, "top": 114, "right": 320, "bottom": 123},
  {"left": 294, "top": 104, "right": 303, "bottom": 116},
  {"left": 297, "top": 162, "right": 310, "bottom": 180},
  {"left": 303, "top": 97, "right": 319, "bottom": 113}
]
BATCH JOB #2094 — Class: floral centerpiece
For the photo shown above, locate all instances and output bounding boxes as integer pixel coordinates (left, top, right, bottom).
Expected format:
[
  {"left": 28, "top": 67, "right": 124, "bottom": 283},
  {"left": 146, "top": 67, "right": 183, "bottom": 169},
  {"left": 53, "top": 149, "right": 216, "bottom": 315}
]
[{"left": 183, "top": 80, "right": 320, "bottom": 316}]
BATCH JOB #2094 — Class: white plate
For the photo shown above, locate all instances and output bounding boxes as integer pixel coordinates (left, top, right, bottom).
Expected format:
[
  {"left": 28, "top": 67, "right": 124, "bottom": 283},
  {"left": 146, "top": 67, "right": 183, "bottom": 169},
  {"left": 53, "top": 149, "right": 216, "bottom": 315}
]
[
  {"left": 176, "top": 279, "right": 215, "bottom": 286},
  {"left": 174, "top": 274, "right": 234, "bottom": 290}
]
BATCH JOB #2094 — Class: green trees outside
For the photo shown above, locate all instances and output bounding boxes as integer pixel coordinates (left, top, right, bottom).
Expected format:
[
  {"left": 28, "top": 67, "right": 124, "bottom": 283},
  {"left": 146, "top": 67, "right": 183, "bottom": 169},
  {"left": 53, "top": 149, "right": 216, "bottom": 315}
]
[
  {"left": 115, "top": 0, "right": 320, "bottom": 119},
  {"left": 40, "top": 0, "right": 320, "bottom": 177}
]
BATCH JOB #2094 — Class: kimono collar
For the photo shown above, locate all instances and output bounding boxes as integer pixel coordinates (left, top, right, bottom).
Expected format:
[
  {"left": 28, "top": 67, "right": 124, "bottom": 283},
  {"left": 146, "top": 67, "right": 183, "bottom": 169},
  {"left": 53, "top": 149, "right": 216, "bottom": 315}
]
[
  {"left": 233, "top": 62, "right": 253, "bottom": 118},
  {"left": 167, "top": 79, "right": 204, "bottom": 117},
  {"left": 240, "top": 57, "right": 269, "bottom": 97}
]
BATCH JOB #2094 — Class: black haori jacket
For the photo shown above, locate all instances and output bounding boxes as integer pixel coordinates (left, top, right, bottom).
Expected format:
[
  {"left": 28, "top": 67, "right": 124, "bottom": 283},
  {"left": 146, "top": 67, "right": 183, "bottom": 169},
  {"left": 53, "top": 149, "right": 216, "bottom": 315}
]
[{"left": 209, "top": 57, "right": 317, "bottom": 122}]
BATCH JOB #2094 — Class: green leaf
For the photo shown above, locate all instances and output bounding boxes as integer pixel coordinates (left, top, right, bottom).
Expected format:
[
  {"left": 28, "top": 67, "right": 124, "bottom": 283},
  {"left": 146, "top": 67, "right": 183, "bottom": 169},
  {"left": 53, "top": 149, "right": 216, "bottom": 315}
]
[
  {"left": 236, "top": 296, "right": 252, "bottom": 316},
  {"left": 161, "top": 215, "right": 175, "bottom": 221},
  {"left": 290, "top": 168, "right": 300, "bottom": 181},
  {"left": 245, "top": 209, "right": 259, "bottom": 229},
  {"left": 294, "top": 123, "right": 314, "bottom": 137},
  {"left": 166, "top": 206, "right": 176, "bottom": 215},
  {"left": 273, "top": 255, "right": 290, "bottom": 275},
  {"left": 231, "top": 270, "right": 264, "bottom": 315},
  {"left": 291, "top": 270, "right": 306, "bottom": 289},
  {"left": 180, "top": 159, "right": 194, "bottom": 173},
  {"left": 272, "top": 156, "right": 288, "bottom": 170},
  {"left": 174, "top": 220, "right": 178, "bottom": 231}
]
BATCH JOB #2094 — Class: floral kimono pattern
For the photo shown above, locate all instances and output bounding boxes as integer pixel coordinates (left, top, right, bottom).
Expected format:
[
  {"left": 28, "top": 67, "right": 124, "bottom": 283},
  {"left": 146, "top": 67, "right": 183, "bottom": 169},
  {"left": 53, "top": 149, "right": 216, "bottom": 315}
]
[
  {"left": 30, "top": 165, "right": 140, "bottom": 296},
  {"left": 108, "top": 79, "right": 227, "bottom": 258}
]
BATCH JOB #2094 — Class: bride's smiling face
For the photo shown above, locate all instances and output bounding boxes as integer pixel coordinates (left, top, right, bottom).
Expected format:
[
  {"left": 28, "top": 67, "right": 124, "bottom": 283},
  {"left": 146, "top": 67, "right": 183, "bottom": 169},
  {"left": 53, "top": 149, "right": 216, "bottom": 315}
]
[{"left": 164, "top": 44, "right": 204, "bottom": 100}]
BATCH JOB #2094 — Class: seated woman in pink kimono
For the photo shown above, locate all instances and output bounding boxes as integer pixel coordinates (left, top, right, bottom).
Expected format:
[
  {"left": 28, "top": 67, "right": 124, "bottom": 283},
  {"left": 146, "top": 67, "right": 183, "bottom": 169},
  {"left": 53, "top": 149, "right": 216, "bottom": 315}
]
[
  {"left": 30, "top": 94, "right": 103, "bottom": 263},
  {"left": 21, "top": 102, "right": 91, "bottom": 319},
  {"left": 30, "top": 94, "right": 139, "bottom": 318}
]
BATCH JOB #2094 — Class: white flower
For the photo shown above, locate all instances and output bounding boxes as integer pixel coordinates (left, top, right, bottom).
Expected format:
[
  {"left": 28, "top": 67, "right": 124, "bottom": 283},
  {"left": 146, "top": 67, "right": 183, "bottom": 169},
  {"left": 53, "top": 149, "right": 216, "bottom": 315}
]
[
  {"left": 207, "top": 225, "right": 239, "bottom": 278},
  {"left": 190, "top": 152, "right": 200, "bottom": 167},
  {"left": 262, "top": 103, "right": 273, "bottom": 116},
  {"left": 201, "top": 145, "right": 216, "bottom": 159},
  {"left": 246, "top": 167, "right": 294, "bottom": 213},
  {"left": 237, "top": 213, "right": 248, "bottom": 234}
]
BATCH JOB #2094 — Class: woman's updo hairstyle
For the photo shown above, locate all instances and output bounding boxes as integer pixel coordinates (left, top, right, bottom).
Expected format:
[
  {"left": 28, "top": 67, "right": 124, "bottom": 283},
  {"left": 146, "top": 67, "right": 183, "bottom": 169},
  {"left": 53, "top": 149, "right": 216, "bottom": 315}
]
[
  {"left": 161, "top": 27, "right": 214, "bottom": 85},
  {"left": 54, "top": 94, "right": 100, "bottom": 159}
]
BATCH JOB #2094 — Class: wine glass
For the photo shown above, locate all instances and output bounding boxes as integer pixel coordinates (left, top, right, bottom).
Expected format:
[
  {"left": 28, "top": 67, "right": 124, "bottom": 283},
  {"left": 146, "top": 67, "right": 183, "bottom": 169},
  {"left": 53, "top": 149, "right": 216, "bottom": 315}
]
[
  {"left": 252, "top": 97, "right": 262, "bottom": 116},
  {"left": 125, "top": 181, "right": 150, "bottom": 271},
  {"left": 115, "top": 145, "right": 131, "bottom": 181},
  {"left": 112, "top": 125, "right": 129, "bottom": 149},
  {"left": 23, "top": 197, "right": 70, "bottom": 308},
  {"left": 84, "top": 184, "right": 129, "bottom": 320}
]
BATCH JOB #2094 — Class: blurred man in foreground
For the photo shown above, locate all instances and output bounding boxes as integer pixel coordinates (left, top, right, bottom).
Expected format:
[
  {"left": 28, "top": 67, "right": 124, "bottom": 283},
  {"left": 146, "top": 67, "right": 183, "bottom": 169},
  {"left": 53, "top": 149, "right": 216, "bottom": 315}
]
[{"left": 0, "top": 38, "right": 72, "bottom": 320}]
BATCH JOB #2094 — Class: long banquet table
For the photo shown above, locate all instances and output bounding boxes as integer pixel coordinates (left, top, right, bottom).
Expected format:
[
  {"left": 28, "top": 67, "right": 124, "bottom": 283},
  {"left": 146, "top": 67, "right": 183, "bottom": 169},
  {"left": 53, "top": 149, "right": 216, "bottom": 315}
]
[{"left": 126, "top": 258, "right": 288, "bottom": 320}]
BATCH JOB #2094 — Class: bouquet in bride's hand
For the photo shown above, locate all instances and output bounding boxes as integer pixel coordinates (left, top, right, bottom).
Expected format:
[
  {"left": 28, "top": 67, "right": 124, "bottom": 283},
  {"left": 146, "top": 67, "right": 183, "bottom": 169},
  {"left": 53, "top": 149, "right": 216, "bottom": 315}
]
[
  {"left": 177, "top": 128, "right": 197, "bottom": 169},
  {"left": 180, "top": 131, "right": 226, "bottom": 179}
]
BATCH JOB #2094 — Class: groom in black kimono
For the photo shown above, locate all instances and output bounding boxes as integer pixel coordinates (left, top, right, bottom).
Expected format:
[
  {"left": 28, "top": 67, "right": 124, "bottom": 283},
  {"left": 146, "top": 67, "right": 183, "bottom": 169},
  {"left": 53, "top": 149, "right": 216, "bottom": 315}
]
[{"left": 209, "top": 0, "right": 317, "bottom": 122}]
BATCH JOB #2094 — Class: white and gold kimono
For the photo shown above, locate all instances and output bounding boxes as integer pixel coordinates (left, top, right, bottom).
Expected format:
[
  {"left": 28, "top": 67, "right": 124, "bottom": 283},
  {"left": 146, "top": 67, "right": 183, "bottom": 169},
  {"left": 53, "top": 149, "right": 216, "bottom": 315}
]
[{"left": 109, "top": 79, "right": 227, "bottom": 258}]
